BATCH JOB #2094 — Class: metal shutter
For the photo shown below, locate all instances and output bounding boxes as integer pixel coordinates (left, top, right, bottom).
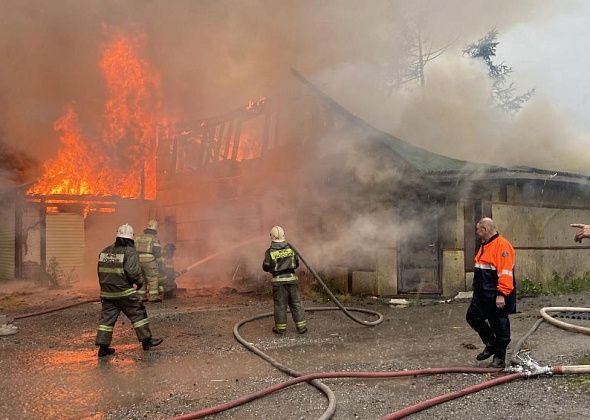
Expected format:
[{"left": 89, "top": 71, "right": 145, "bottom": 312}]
[
  {"left": 0, "top": 202, "right": 15, "bottom": 280},
  {"left": 46, "top": 213, "right": 85, "bottom": 281}
]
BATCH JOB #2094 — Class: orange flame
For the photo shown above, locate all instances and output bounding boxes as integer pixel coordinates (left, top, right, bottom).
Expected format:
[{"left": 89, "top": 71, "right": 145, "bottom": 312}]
[
  {"left": 28, "top": 34, "right": 165, "bottom": 200},
  {"left": 235, "top": 132, "right": 260, "bottom": 161}
]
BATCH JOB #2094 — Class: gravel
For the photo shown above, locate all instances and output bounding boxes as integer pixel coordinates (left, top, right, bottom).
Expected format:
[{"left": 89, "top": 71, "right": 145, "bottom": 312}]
[{"left": 1, "top": 288, "right": 590, "bottom": 419}]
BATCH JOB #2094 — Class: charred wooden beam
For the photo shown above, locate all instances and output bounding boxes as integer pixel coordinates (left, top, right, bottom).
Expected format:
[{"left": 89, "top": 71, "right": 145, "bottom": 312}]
[
  {"left": 222, "top": 120, "right": 234, "bottom": 160},
  {"left": 230, "top": 120, "right": 242, "bottom": 161}
]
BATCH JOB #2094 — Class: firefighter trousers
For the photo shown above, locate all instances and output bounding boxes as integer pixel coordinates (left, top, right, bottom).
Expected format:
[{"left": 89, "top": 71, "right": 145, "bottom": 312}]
[
  {"left": 139, "top": 259, "right": 163, "bottom": 302},
  {"left": 95, "top": 295, "right": 152, "bottom": 346},
  {"left": 466, "top": 291, "right": 511, "bottom": 357},
  {"left": 272, "top": 283, "right": 306, "bottom": 333}
]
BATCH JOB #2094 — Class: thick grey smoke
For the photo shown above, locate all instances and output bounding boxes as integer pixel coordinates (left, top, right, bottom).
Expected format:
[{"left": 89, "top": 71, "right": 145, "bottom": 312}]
[
  {"left": 0, "top": 0, "right": 569, "bottom": 162},
  {"left": 0, "top": 0, "right": 583, "bottom": 290}
]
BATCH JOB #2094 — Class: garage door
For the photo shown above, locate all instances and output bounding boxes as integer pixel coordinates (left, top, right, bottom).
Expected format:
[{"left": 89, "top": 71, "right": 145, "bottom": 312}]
[
  {"left": 46, "top": 213, "right": 85, "bottom": 282},
  {"left": 0, "top": 202, "right": 15, "bottom": 280}
]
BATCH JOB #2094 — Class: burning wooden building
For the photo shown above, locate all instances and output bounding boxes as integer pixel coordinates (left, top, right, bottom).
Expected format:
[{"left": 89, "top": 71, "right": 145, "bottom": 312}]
[
  {"left": 3, "top": 36, "right": 590, "bottom": 298},
  {"left": 151, "top": 70, "right": 590, "bottom": 297}
]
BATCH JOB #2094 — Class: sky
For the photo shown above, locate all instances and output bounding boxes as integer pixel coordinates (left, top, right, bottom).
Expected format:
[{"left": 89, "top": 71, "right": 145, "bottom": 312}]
[
  {"left": 1, "top": 0, "right": 590, "bottom": 186},
  {"left": 499, "top": 0, "right": 590, "bottom": 133},
  {"left": 2, "top": 0, "right": 590, "bottom": 285}
]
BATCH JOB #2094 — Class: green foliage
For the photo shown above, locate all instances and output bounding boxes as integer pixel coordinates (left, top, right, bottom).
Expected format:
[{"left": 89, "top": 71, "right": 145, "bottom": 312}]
[
  {"left": 464, "top": 28, "right": 535, "bottom": 113},
  {"left": 568, "top": 354, "right": 590, "bottom": 390},
  {"left": 41, "top": 257, "right": 76, "bottom": 289},
  {"left": 518, "top": 278, "right": 545, "bottom": 297},
  {"left": 518, "top": 272, "right": 590, "bottom": 298},
  {"left": 45, "top": 257, "right": 63, "bottom": 288}
]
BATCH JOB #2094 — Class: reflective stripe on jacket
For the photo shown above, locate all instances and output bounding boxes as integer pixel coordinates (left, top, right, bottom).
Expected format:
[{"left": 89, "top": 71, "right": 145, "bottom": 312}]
[
  {"left": 98, "top": 243, "right": 143, "bottom": 298},
  {"left": 262, "top": 242, "right": 299, "bottom": 284},
  {"left": 473, "top": 233, "right": 515, "bottom": 297}
]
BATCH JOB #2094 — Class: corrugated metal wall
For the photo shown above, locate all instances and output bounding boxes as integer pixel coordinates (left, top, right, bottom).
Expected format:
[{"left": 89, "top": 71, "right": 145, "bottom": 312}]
[
  {"left": 0, "top": 202, "right": 15, "bottom": 280},
  {"left": 46, "top": 213, "right": 85, "bottom": 281}
]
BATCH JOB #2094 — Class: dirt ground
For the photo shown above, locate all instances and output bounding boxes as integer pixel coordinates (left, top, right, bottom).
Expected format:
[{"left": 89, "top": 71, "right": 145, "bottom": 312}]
[{"left": 1, "top": 282, "right": 590, "bottom": 420}]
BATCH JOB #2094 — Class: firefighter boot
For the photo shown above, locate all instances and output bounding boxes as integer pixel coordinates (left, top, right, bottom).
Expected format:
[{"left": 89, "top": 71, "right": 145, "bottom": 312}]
[
  {"left": 142, "top": 337, "right": 163, "bottom": 350},
  {"left": 98, "top": 345, "right": 115, "bottom": 358},
  {"left": 489, "top": 355, "right": 506, "bottom": 369},
  {"left": 476, "top": 345, "right": 494, "bottom": 361}
]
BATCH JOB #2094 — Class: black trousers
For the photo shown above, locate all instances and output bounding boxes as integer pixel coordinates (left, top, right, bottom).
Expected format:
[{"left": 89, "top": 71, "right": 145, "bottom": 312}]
[
  {"left": 466, "top": 291, "right": 511, "bottom": 357},
  {"left": 272, "top": 283, "right": 306, "bottom": 332},
  {"left": 95, "top": 295, "right": 152, "bottom": 346}
]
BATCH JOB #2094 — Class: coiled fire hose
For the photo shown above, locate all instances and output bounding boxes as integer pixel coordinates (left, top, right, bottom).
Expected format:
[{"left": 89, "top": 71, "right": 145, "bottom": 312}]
[
  {"left": 174, "top": 245, "right": 512, "bottom": 419},
  {"left": 12, "top": 243, "right": 590, "bottom": 418},
  {"left": 511, "top": 306, "right": 590, "bottom": 374},
  {"left": 382, "top": 306, "right": 590, "bottom": 418},
  {"left": 289, "top": 243, "right": 384, "bottom": 327},
  {"left": 172, "top": 242, "right": 384, "bottom": 420}
]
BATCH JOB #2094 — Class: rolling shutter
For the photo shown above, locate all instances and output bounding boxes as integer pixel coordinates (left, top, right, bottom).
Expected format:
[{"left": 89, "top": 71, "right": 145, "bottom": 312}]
[
  {"left": 46, "top": 213, "right": 85, "bottom": 280},
  {"left": 0, "top": 202, "right": 15, "bottom": 280}
]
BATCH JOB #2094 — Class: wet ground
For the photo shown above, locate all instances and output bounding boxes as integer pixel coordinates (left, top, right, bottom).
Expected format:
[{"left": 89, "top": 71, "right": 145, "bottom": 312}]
[{"left": 1, "top": 284, "right": 590, "bottom": 420}]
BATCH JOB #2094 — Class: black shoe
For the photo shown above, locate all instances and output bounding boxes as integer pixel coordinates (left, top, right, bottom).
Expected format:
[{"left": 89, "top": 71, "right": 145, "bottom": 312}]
[
  {"left": 272, "top": 328, "right": 285, "bottom": 335},
  {"left": 98, "top": 346, "right": 115, "bottom": 358},
  {"left": 476, "top": 347, "right": 494, "bottom": 361},
  {"left": 489, "top": 355, "right": 506, "bottom": 369},
  {"left": 142, "top": 337, "right": 163, "bottom": 350},
  {"left": 297, "top": 327, "right": 308, "bottom": 334}
]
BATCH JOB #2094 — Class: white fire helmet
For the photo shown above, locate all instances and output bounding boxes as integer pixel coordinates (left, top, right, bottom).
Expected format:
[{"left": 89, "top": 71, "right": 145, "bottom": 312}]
[
  {"left": 270, "top": 225, "right": 286, "bottom": 242},
  {"left": 146, "top": 219, "right": 158, "bottom": 231},
  {"left": 117, "top": 223, "right": 134, "bottom": 240}
]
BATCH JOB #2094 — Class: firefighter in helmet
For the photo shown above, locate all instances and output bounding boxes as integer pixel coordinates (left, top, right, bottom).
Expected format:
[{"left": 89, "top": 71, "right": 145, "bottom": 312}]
[
  {"left": 95, "top": 223, "right": 163, "bottom": 358},
  {"left": 135, "top": 219, "right": 164, "bottom": 302},
  {"left": 161, "top": 243, "right": 178, "bottom": 298},
  {"left": 262, "top": 226, "right": 307, "bottom": 335}
]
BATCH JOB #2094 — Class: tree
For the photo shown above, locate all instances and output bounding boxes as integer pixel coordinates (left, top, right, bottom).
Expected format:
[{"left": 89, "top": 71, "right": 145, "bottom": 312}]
[
  {"left": 464, "top": 28, "right": 535, "bottom": 113},
  {"left": 383, "top": 15, "right": 454, "bottom": 94}
]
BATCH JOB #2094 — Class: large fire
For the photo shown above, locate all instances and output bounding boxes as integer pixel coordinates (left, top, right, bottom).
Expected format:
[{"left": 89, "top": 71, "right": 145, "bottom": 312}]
[{"left": 28, "top": 34, "right": 166, "bottom": 200}]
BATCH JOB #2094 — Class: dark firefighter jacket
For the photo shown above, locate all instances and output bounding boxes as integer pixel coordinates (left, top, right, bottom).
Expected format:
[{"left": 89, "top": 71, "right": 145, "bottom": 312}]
[
  {"left": 262, "top": 241, "right": 299, "bottom": 284},
  {"left": 474, "top": 233, "right": 516, "bottom": 311},
  {"left": 98, "top": 242, "right": 144, "bottom": 299}
]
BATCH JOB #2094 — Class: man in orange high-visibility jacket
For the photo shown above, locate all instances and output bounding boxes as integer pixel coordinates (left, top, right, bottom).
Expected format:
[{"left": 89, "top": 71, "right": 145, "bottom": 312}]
[{"left": 466, "top": 217, "right": 516, "bottom": 369}]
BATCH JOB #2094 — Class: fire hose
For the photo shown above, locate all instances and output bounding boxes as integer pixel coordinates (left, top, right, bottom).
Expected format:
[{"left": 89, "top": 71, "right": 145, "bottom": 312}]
[
  {"left": 171, "top": 242, "right": 384, "bottom": 420},
  {"left": 511, "top": 306, "right": 590, "bottom": 371},
  {"left": 174, "top": 278, "right": 590, "bottom": 420},
  {"left": 9, "top": 242, "right": 590, "bottom": 418},
  {"left": 9, "top": 238, "right": 268, "bottom": 320},
  {"left": 13, "top": 298, "right": 100, "bottom": 320}
]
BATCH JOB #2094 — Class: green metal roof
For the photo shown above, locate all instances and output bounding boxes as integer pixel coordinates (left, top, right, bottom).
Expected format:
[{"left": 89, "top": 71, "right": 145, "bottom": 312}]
[
  {"left": 292, "top": 68, "right": 590, "bottom": 183},
  {"left": 370, "top": 131, "right": 501, "bottom": 175}
]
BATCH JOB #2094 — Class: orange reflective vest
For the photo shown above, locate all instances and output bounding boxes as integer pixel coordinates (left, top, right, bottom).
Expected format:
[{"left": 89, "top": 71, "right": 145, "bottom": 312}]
[{"left": 474, "top": 234, "right": 515, "bottom": 297}]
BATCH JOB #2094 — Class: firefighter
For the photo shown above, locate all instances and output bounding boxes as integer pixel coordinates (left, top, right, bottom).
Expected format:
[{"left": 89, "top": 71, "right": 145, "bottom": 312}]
[
  {"left": 161, "top": 243, "right": 178, "bottom": 298},
  {"left": 262, "top": 226, "right": 307, "bottom": 335},
  {"left": 95, "top": 223, "right": 163, "bottom": 358},
  {"left": 135, "top": 219, "right": 164, "bottom": 302},
  {"left": 466, "top": 217, "right": 516, "bottom": 369}
]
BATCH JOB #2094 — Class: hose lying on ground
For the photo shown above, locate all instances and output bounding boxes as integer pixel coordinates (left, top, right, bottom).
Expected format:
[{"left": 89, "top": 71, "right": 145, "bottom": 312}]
[
  {"left": 512, "top": 306, "right": 590, "bottom": 364},
  {"left": 289, "top": 243, "right": 384, "bottom": 326},
  {"left": 13, "top": 298, "right": 100, "bottom": 320},
  {"left": 170, "top": 367, "right": 504, "bottom": 420},
  {"left": 380, "top": 371, "right": 527, "bottom": 420},
  {"left": 172, "top": 243, "right": 386, "bottom": 420}
]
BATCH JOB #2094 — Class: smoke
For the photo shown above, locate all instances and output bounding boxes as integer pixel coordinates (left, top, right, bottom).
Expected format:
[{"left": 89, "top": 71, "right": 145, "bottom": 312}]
[
  {"left": 0, "top": 0, "right": 584, "bottom": 290},
  {"left": 0, "top": 0, "right": 576, "bottom": 163},
  {"left": 0, "top": 137, "right": 38, "bottom": 190}
]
